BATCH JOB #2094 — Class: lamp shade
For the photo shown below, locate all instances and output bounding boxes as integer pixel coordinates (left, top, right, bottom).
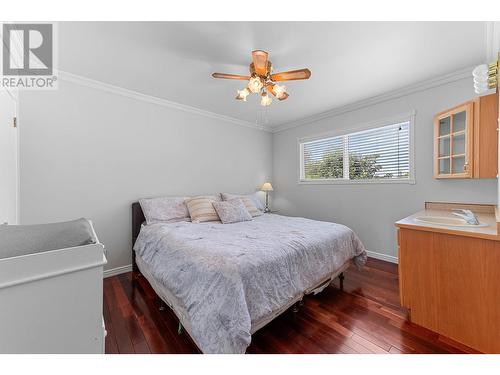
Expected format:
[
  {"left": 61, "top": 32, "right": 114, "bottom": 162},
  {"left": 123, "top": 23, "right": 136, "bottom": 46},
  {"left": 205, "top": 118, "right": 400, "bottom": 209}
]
[{"left": 261, "top": 182, "right": 273, "bottom": 191}]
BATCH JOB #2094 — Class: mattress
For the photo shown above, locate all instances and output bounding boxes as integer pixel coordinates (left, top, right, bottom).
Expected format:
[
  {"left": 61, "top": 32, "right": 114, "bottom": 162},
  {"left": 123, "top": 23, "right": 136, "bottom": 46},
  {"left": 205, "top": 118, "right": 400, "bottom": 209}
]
[{"left": 134, "top": 214, "right": 367, "bottom": 353}]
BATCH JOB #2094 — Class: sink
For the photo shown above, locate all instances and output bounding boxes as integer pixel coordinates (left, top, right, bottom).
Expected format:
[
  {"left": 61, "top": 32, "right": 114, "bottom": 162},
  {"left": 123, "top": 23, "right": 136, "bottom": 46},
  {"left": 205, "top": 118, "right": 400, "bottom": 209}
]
[{"left": 414, "top": 216, "right": 488, "bottom": 228}]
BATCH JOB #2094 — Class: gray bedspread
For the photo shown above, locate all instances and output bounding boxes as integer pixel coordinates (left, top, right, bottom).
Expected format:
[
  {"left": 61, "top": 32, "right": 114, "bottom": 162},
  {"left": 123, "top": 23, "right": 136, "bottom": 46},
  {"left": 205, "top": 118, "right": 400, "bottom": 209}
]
[{"left": 134, "top": 214, "right": 367, "bottom": 354}]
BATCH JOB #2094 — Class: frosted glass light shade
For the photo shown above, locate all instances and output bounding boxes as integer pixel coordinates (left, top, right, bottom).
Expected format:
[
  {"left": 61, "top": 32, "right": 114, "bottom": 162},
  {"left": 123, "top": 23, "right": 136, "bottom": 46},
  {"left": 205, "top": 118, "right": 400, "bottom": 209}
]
[
  {"left": 472, "top": 64, "right": 488, "bottom": 79},
  {"left": 248, "top": 76, "right": 264, "bottom": 93},
  {"left": 261, "top": 182, "right": 273, "bottom": 191},
  {"left": 474, "top": 82, "right": 488, "bottom": 90},
  {"left": 236, "top": 88, "right": 250, "bottom": 101},
  {"left": 472, "top": 64, "right": 489, "bottom": 94},
  {"left": 274, "top": 84, "right": 287, "bottom": 99},
  {"left": 260, "top": 93, "right": 272, "bottom": 106}
]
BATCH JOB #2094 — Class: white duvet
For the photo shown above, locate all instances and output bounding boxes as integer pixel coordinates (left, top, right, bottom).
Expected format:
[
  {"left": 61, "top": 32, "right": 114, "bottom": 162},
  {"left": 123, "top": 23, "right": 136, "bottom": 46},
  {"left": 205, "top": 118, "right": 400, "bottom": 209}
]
[{"left": 134, "top": 214, "right": 367, "bottom": 353}]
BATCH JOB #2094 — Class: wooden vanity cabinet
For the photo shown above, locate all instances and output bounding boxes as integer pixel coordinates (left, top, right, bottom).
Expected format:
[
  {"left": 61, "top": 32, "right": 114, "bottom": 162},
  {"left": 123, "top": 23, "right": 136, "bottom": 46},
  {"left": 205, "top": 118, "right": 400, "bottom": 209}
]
[
  {"left": 434, "top": 92, "right": 498, "bottom": 179},
  {"left": 473, "top": 93, "right": 499, "bottom": 178},
  {"left": 397, "top": 227, "right": 500, "bottom": 353}
]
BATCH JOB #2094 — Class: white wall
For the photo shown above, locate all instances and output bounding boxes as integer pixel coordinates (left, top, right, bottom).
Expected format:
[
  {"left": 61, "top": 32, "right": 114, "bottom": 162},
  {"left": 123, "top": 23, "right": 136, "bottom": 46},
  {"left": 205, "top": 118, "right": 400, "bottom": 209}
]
[
  {"left": 18, "top": 79, "right": 272, "bottom": 271},
  {"left": 272, "top": 77, "right": 497, "bottom": 262},
  {"left": 15, "top": 71, "right": 499, "bottom": 267}
]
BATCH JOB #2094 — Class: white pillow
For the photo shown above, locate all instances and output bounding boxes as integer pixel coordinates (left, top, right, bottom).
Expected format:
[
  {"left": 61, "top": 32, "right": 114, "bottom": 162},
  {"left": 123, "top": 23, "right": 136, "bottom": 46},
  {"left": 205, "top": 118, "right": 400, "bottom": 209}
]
[
  {"left": 212, "top": 199, "right": 252, "bottom": 224},
  {"left": 221, "top": 192, "right": 264, "bottom": 211},
  {"left": 139, "top": 196, "right": 190, "bottom": 225}
]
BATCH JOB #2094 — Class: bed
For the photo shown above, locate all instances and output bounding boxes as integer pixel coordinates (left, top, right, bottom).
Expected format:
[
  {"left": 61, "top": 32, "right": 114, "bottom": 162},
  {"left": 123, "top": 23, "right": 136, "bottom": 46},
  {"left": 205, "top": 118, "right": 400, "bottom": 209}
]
[{"left": 131, "top": 202, "right": 366, "bottom": 354}]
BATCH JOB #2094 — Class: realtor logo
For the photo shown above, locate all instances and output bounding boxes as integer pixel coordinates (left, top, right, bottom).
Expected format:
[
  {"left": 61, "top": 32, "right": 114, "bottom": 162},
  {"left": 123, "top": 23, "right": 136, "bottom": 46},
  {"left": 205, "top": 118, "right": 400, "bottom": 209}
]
[{"left": 1, "top": 23, "right": 57, "bottom": 89}]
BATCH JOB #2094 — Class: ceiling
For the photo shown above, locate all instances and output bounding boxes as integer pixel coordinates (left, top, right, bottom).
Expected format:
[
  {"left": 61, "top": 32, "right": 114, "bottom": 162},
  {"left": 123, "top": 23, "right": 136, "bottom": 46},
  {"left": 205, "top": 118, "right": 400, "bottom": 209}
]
[{"left": 58, "top": 22, "right": 487, "bottom": 129}]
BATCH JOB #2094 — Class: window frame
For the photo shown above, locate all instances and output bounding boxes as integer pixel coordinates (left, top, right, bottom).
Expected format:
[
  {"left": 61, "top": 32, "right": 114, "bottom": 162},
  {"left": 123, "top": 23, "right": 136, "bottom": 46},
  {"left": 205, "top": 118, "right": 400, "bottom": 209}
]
[{"left": 297, "top": 111, "right": 416, "bottom": 185}]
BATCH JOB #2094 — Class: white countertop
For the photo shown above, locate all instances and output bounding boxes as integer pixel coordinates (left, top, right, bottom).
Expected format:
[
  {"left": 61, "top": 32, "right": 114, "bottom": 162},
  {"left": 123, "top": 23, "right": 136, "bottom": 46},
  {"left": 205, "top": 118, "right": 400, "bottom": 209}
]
[{"left": 396, "top": 208, "right": 499, "bottom": 241}]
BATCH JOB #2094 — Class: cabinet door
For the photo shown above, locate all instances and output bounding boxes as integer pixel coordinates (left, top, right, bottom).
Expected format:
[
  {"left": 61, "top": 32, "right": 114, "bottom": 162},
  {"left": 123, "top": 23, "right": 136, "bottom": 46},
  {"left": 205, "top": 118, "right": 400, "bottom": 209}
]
[
  {"left": 398, "top": 229, "right": 440, "bottom": 331},
  {"left": 434, "top": 102, "right": 473, "bottom": 178},
  {"left": 399, "top": 228, "right": 500, "bottom": 353},
  {"left": 434, "top": 233, "right": 500, "bottom": 353},
  {"left": 473, "top": 93, "right": 499, "bottom": 178}
]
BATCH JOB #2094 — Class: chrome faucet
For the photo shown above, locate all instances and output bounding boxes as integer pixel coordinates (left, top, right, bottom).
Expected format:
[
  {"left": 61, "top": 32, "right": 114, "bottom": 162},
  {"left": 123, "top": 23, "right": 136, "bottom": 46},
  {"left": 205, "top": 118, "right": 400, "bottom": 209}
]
[{"left": 452, "top": 209, "right": 479, "bottom": 225}]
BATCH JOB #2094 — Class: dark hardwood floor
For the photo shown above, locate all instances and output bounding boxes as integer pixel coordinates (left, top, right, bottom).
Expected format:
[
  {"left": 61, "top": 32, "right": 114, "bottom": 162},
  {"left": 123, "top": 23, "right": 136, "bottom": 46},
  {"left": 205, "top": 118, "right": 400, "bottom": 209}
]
[{"left": 103, "top": 258, "right": 479, "bottom": 354}]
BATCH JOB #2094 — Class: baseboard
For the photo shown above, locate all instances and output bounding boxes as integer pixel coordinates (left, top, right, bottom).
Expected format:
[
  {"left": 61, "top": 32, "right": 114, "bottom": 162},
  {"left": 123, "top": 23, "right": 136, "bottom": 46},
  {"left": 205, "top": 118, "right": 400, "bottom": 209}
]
[
  {"left": 104, "top": 264, "right": 132, "bottom": 278},
  {"left": 102, "top": 253, "right": 396, "bottom": 277},
  {"left": 366, "top": 250, "right": 398, "bottom": 264}
]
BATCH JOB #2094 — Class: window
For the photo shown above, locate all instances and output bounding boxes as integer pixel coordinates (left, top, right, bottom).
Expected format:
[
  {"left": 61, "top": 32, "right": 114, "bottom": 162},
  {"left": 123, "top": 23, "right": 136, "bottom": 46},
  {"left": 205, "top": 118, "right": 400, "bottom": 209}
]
[{"left": 299, "top": 115, "right": 414, "bottom": 184}]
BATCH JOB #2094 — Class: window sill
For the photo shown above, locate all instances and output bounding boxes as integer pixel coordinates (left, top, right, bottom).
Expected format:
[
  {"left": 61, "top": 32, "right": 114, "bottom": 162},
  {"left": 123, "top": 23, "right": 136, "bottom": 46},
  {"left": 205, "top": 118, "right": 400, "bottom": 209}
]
[{"left": 298, "top": 178, "right": 416, "bottom": 185}]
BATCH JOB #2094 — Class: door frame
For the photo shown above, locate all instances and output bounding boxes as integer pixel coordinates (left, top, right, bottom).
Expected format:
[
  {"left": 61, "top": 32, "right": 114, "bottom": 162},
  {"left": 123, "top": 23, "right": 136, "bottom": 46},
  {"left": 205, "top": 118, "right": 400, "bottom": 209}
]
[{"left": 2, "top": 87, "right": 20, "bottom": 224}]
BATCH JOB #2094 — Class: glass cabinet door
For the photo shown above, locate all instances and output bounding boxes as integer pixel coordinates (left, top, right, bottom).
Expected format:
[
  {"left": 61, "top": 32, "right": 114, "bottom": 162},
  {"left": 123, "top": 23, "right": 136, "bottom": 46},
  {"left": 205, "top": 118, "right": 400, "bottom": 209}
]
[
  {"left": 439, "top": 157, "right": 450, "bottom": 175},
  {"left": 434, "top": 103, "right": 472, "bottom": 178},
  {"left": 437, "top": 116, "right": 451, "bottom": 175},
  {"left": 450, "top": 110, "right": 468, "bottom": 175}
]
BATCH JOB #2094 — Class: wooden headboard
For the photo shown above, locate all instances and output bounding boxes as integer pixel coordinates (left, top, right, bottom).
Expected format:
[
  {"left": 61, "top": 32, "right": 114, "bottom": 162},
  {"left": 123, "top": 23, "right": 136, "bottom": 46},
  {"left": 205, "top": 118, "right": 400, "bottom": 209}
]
[{"left": 131, "top": 202, "right": 145, "bottom": 273}]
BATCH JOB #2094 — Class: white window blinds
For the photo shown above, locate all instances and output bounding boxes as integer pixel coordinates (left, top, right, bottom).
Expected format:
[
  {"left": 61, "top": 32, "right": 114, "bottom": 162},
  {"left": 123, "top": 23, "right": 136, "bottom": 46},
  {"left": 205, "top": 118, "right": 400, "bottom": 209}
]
[
  {"left": 303, "top": 136, "right": 344, "bottom": 179},
  {"left": 301, "top": 121, "right": 411, "bottom": 182}
]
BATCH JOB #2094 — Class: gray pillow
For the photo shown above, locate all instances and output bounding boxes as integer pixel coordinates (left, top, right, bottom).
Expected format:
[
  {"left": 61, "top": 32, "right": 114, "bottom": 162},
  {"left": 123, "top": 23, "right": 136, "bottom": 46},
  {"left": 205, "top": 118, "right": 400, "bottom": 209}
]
[
  {"left": 220, "top": 192, "right": 264, "bottom": 211},
  {"left": 212, "top": 199, "right": 252, "bottom": 224},
  {"left": 0, "top": 218, "right": 97, "bottom": 259}
]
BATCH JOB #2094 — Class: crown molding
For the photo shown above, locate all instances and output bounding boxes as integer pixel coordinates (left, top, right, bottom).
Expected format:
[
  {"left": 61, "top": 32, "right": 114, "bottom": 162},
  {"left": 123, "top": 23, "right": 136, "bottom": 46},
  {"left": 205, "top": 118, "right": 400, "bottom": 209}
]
[
  {"left": 57, "top": 70, "right": 270, "bottom": 132},
  {"left": 271, "top": 66, "right": 474, "bottom": 133},
  {"left": 57, "top": 65, "right": 474, "bottom": 135}
]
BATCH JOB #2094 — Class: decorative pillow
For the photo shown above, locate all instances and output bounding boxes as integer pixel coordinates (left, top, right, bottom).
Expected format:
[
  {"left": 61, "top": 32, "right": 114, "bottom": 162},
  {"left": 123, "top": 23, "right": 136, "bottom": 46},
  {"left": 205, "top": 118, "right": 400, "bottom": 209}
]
[
  {"left": 185, "top": 196, "right": 221, "bottom": 223},
  {"left": 230, "top": 197, "right": 262, "bottom": 217},
  {"left": 212, "top": 199, "right": 252, "bottom": 224},
  {"left": 221, "top": 192, "right": 264, "bottom": 212},
  {"left": 139, "top": 196, "right": 190, "bottom": 225}
]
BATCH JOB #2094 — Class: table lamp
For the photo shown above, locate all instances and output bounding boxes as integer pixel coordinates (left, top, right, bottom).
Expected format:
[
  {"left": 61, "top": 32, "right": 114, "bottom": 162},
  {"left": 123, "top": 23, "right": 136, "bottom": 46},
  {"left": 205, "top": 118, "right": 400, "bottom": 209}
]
[{"left": 260, "top": 182, "right": 273, "bottom": 213}]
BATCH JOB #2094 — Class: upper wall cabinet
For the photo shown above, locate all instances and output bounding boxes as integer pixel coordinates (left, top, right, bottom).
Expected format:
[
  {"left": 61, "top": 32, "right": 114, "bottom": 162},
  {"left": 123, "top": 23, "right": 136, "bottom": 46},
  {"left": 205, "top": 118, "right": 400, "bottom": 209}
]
[{"left": 434, "top": 92, "right": 498, "bottom": 179}]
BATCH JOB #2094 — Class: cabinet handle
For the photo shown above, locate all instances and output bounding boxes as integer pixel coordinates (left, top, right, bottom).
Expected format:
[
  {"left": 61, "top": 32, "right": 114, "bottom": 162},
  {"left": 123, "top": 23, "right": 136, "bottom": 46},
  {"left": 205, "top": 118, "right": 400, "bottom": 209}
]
[{"left": 464, "top": 162, "right": 469, "bottom": 171}]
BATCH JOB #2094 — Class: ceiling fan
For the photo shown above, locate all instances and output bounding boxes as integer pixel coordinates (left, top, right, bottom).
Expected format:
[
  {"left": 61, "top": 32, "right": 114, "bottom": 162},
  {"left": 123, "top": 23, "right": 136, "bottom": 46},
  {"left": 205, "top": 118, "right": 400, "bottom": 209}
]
[{"left": 212, "top": 50, "right": 311, "bottom": 106}]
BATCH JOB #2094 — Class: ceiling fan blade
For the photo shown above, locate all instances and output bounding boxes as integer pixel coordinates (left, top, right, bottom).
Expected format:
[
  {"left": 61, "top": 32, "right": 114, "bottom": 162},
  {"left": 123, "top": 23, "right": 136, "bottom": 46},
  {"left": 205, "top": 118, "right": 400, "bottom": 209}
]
[
  {"left": 252, "top": 50, "right": 269, "bottom": 76},
  {"left": 271, "top": 68, "right": 311, "bottom": 81},
  {"left": 212, "top": 73, "right": 250, "bottom": 80},
  {"left": 266, "top": 84, "right": 289, "bottom": 101}
]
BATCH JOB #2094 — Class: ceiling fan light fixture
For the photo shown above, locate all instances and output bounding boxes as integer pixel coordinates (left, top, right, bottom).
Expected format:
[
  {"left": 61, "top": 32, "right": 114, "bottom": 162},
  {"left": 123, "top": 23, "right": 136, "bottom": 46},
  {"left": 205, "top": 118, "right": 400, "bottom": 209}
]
[
  {"left": 472, "top": 60, "right": 499, "bottom": 94},
  {"left": 260, "top": 92, "right": 272, "bottom": 106},
  {"left": 248, "top": 76, "right": 264, "bottom": 93},
  {"left": 212, "top": 50, "right": 311, "bottom": 106},
  {"left": 273, "top": 84, "right": 287, "bottom": 99},
  {"left": 236, "top": 87, "right": 250, "bottom": 101}
]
